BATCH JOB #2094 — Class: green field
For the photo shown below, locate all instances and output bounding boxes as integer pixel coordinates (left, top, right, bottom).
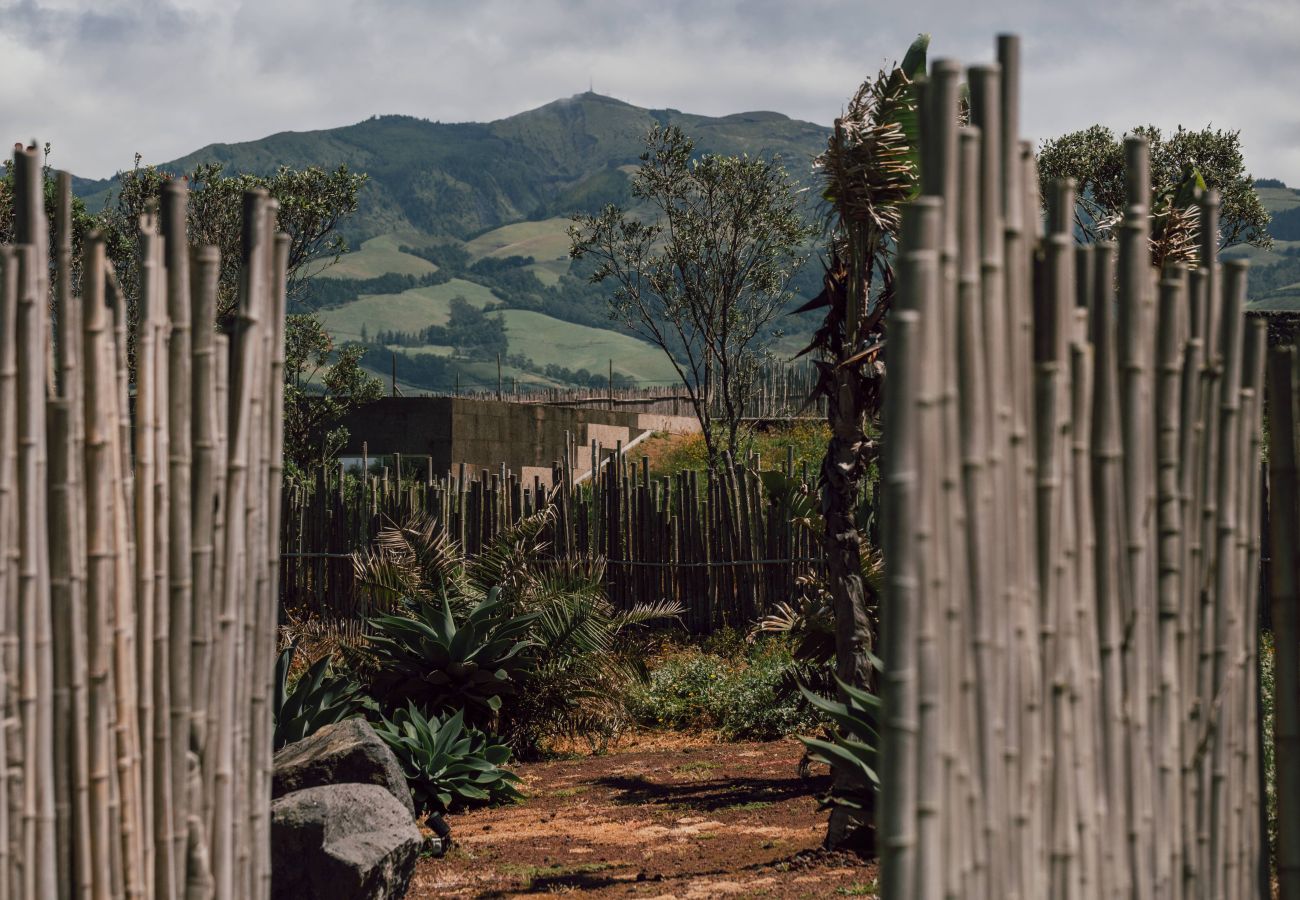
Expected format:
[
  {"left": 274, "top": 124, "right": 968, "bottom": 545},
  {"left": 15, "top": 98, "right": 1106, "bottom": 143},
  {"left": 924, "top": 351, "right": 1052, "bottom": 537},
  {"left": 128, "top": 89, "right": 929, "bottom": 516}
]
[
  {"left": 499, "top": 310, "right": 678, "bottom": 381},
  {"left": 1258, "top": 186, "right": 1300, "bottom": 215},
  {"left": 323, "top": 234, "right": 438, "bottom": 280},
  {"left": 465, "top": 218, "right": 574, "bottom": 263},
  {"left": 1248, "top": 283, "right": 1300, "bottom": 312},
  {"left": 318, "top": 279, "right": 497, "bottom": 339}
]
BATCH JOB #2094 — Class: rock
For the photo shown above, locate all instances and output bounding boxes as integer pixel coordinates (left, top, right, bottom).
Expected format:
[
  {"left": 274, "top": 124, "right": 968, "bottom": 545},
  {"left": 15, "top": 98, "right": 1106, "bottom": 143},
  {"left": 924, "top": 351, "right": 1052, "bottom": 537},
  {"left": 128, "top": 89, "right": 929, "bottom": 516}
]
[
  {"left": 271, "top": 783, "right": 422, "bottom": 900},
  {"left": 273, "top": 718, "right": 414, "bottom": 816}
]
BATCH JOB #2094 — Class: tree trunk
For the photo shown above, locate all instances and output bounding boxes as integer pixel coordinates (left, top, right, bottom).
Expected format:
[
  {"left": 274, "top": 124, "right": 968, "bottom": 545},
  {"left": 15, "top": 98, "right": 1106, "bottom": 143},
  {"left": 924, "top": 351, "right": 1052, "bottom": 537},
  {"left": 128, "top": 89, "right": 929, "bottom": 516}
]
[{"left": 821, "top": 367, "right": 875, "bottom": 853}]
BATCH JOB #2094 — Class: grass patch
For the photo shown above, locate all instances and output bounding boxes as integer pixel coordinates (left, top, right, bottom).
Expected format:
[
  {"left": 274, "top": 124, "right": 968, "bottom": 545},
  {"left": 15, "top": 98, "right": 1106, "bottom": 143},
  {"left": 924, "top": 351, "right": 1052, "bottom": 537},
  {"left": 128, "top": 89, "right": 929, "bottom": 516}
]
[
  {"left": 643, "top": 422, "right": 831, "bottom": 479},
  {"left": 838, "top": 881, "right": 878, "bottom": 896},
  {"left": 465, "top": 218, "right": 575, "bottom": 263},
  {"left": 318, "top": 278, "right": 497, "bottom": 340},
  {"left": 498, "top": 309, "right": 679, "bottom": 383},
  {"left": 627, "top": 632, "right": 824, "bottom": 741},
  {"left": 324, "top": 234, "right": 439, "bottom": 280},
  {"left": 549, "top": 785, "right": 589, "bottom": 798},
  {"left": 502, "top": 861, "right": 614, "bottom": 888},
  {"left": 727, "top": 800, "right": 772, "bottom": 811},
  {"left": 674, "top": 760, "right": 720, "bottom": 775}
]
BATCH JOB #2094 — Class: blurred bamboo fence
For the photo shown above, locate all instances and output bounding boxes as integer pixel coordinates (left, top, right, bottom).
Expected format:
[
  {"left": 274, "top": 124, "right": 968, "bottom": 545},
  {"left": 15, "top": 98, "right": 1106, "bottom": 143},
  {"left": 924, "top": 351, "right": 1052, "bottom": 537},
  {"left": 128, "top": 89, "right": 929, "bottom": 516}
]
[
  {"left": 280, "top": 442, "right": 826, "bottom": 634},
  {"left": 0, "top": 146, "right": 286, "bottom": 898},
  {"left": 878, "top": 35, "right": 1293, "bottom": 899},
  {"left": 1268, "top": 340, "right": 1300, "bottom": 898}
]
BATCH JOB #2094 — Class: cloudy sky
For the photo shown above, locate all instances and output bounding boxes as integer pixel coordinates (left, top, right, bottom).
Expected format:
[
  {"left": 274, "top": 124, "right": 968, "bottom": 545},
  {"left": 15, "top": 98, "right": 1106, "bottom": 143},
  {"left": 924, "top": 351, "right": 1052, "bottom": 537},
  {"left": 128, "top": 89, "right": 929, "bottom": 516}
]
[{"left": 2, "top": 0, "right": 1298, "bottom": 184}]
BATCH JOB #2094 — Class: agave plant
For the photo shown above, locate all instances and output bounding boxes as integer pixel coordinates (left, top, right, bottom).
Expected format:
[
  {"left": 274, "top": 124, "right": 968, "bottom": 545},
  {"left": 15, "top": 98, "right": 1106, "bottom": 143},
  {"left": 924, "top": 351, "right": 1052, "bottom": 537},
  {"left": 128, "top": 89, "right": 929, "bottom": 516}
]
[
  {"left": 372, "top": 703, "right": 522, "bottom": 814},
  {"left": 365, "top": 588, "right": 537, "bottom": 722},
  {"left": 798, "top": 678, "right": 882, "bottom": 807},
  {"left": 273, "top": 643, "right": 369, "bottom": 750}
]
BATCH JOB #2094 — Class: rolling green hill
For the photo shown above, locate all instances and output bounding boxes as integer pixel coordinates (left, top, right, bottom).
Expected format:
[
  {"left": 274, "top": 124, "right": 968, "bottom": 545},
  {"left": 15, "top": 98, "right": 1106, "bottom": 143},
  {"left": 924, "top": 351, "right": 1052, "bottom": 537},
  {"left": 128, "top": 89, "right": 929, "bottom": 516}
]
[{"left": 74, "top": 93, "right": 831, "bottom": 393}]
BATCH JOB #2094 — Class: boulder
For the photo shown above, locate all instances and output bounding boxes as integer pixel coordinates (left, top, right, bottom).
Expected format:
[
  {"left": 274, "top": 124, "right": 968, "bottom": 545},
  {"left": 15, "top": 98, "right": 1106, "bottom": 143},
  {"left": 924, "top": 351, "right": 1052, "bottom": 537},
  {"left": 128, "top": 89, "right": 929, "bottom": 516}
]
[
  {"left": 271, "top": 783, "right": 422, "bottom": 900},
  {"left": 273, "top": 718, "right": 414, "bottom": 816}
]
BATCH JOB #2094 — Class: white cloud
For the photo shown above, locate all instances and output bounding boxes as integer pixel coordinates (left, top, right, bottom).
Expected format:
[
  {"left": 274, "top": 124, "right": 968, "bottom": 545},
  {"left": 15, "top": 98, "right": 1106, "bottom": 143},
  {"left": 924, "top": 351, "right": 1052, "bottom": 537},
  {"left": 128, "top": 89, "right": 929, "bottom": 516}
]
[{"left": 1, "top": 0, "right": 1296, "bottom": 184}]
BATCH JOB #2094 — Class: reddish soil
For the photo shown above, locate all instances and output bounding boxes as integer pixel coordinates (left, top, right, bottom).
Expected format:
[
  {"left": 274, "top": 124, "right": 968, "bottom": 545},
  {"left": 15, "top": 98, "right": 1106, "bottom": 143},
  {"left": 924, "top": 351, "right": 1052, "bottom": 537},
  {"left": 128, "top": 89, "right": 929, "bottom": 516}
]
[{"left": 407, "top": 734, "right": 877, "bottom": 899}]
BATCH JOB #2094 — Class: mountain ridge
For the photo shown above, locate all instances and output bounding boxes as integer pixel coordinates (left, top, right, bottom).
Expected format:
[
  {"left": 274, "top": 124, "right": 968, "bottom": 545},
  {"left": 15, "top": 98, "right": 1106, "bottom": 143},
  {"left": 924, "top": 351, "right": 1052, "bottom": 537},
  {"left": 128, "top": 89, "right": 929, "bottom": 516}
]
[{"left": 74, "top": 92, "right": 832, "bottom": 246}]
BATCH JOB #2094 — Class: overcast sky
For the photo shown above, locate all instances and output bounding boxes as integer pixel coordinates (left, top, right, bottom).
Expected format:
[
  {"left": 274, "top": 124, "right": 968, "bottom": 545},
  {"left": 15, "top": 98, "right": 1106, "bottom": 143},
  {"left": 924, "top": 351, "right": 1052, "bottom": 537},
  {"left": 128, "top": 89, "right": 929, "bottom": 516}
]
[{"left": 2, "top": 0, "right": 1297, "bottom": 185}]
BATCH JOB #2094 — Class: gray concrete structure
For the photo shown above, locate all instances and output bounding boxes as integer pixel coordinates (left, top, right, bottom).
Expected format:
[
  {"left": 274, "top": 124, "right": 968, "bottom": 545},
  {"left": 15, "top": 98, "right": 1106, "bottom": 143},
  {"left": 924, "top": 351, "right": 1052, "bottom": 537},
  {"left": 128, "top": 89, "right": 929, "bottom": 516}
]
[{"left": 338, "top": 397, "right": 698, "bottom": 485}]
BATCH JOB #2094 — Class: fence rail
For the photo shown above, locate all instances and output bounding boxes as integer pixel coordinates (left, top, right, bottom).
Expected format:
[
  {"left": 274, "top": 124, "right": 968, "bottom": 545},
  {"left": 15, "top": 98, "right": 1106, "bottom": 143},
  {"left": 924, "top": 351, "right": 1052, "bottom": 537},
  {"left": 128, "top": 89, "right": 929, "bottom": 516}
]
[{"left": 280, "top": 441, "right": 826, "bottom": 633}]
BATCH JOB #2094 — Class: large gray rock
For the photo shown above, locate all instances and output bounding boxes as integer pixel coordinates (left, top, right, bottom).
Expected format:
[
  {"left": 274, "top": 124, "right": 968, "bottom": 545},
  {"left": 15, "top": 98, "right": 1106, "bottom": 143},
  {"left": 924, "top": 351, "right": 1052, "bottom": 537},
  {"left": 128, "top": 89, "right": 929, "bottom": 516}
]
[
  {"left": 271, "top": 783, "right": 422, "bottom": 900},
  {"left": 274, "top": 717, "right": 414, "bottom": 816}
]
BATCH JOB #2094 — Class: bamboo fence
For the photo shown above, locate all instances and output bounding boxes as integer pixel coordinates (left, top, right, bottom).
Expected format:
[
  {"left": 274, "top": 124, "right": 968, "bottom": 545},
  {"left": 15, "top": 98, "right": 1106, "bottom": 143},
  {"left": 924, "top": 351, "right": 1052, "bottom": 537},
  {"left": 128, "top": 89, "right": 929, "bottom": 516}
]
[
  {"left": 0, "top": 145, "right": 286, "bottom": 898},
  {"left": 1268, "top": 339, "right": 1300, "bottom": 899},
  {"left": 280, "top": 442, "right": 824, "bottom": 634},
  {"left": 878, "top": 36, "right": 1285, "bottom": 899}
]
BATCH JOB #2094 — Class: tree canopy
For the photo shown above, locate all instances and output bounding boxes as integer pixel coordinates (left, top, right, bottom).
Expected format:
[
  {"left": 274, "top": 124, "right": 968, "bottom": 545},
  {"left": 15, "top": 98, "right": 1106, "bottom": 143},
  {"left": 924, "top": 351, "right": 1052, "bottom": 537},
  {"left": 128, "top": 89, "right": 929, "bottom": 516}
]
[
  {"left": 1037, "top": 124, "right": 1271, "bottom": 252},
  {"left": 569, "top": 124, "right": 814, "bottom": 464}
]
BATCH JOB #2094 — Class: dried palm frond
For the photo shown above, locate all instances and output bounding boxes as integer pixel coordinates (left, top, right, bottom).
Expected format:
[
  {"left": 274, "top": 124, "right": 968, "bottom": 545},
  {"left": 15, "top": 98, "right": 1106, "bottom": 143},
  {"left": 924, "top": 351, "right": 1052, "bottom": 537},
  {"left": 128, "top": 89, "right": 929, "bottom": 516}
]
[{"left": 353, "top": 512, "right": 465, "bottom": 610}]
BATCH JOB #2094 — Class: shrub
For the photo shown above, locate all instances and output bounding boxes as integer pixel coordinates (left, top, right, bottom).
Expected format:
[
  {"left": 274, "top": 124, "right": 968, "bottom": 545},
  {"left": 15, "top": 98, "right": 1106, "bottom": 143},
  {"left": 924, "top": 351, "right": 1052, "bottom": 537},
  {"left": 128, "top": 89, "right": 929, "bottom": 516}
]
[
  {"left": 364, "top": 590, "right": 537, "bottom": 724},
  {"left": 799, "top": 679, "right": 882, "bottom": 809},
  {"left": 373, "top": 703, "right": 522, "bottom": 814},
  {"left": 627, "top": 637, "right": 823, "bottom": 740},
  {"left": 272, "top": 644, "right": 368, "bottom": 750},
  {"left": 356, "top": 508, "right": 680, "bottom": 753}
]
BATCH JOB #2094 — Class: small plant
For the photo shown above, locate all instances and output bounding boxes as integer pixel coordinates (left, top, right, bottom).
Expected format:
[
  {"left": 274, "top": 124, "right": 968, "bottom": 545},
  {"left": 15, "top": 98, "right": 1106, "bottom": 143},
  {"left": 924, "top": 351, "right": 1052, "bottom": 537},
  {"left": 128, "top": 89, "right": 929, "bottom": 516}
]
[
  {"left": 372, "top": 703, "right": 522, "bottom": 814},
  {"left": 798, "top": 679, "right": 882, "bottom": 809},
  {"left": 365, "top": 589, "right": 537, "bottom": 722},
  {"left": 272, "top": 643, "right": 368, "bottom": 750},
  {"left": 627, "top": 638, "right": 823, "bottom": 740}
]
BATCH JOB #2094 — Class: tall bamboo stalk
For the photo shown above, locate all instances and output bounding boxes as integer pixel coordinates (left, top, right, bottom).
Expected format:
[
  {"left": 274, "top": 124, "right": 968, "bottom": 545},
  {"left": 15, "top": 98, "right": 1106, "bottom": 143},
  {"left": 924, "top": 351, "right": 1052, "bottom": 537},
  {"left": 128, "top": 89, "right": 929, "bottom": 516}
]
[
  {"left": 0, "top": 148, "right": 285, "bottom": 898},
  {"left": 878, "top": 36, "right": 1277, "bottom": 900}
]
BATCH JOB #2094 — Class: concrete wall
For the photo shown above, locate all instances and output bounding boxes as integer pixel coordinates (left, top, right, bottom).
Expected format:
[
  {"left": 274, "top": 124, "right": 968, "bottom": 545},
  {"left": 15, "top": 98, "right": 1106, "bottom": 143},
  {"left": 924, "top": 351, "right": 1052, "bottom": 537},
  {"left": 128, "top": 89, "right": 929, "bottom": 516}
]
[{"left": 339, "top": 397, "right": 698, "bottom": 483}]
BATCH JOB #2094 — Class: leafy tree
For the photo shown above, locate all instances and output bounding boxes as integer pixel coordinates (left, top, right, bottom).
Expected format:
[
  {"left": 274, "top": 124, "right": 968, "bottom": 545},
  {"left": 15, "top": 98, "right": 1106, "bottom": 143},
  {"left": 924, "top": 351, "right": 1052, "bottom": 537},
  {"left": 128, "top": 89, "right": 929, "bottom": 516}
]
[
  {"left": 100, "top": 157, "right": 368, "bottom": 322},
  {"left": 569, "top": 125, "right": 815, "bottom": 465},
  {"left": 284, "top": 314, "right": 384, "bottom": 475},
  {"left": 1036, "top": 124, "right": 1271, "bottom": 252}
]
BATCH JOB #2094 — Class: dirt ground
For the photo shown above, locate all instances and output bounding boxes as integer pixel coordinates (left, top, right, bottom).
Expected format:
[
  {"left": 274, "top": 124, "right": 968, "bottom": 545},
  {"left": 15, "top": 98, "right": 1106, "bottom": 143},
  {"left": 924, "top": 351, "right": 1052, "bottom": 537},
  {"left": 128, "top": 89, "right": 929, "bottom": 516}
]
[{"left": 408, "top": 733, "right": 877, "bottom": 899}]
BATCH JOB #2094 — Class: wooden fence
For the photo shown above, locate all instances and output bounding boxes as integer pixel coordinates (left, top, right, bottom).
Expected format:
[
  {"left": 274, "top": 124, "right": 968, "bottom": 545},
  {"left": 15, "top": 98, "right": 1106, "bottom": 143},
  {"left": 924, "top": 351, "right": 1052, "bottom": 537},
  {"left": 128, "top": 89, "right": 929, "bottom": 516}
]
[
  {"left": 280, "top": 442, "right": 825, "bottom": 633},
  {"left": 877, "top": 35, "right": 1291, "bottom": 899},
  {"left": 389, "top": 358, "right": 826, "bottom": 421},
  {"left": 0, "top": 153, "right": 285, "bottom": 896}
]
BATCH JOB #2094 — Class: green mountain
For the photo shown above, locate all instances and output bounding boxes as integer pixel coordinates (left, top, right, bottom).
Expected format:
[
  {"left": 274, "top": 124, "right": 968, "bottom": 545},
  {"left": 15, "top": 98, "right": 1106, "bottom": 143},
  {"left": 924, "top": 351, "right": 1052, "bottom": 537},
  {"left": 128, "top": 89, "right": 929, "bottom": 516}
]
[
  {"left": 76, "top": 92, "right": 830, "bottom": 245},
  {"left": 73, "top": 94, "right": 832, "bottom": 393}
]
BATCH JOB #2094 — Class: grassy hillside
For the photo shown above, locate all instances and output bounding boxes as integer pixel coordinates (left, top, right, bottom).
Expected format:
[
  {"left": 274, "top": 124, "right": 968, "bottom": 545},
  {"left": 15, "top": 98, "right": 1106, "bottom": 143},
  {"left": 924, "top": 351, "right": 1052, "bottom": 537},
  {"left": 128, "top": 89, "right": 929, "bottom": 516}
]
[{"left": 71, "top": 92, "right": 830, "bottom": 392}]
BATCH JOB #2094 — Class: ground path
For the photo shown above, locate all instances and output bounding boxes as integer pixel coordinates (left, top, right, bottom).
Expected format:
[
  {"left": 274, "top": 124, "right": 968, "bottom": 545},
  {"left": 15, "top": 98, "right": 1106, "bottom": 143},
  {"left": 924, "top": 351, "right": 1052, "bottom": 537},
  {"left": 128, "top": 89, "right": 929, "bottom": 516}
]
[{"left": 409, "top": 734, "right": 877, "bottom": 899}]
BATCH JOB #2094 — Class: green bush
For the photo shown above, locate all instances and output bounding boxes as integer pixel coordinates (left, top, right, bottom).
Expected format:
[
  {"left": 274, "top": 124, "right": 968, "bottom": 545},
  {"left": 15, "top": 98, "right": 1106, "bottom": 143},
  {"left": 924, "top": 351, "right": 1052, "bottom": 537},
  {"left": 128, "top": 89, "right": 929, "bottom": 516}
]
[
  {"left": 364, "top": 589, "right": 537, "bottom": 723},
  {"left": 627, "top": 637, "right": 823, "bottom": 740},
  {"left": 273, "top": 644, "right": 368, "bottom": 750},
  {"left": 372, "top": 703, "right": 522, "bottom": 814}
]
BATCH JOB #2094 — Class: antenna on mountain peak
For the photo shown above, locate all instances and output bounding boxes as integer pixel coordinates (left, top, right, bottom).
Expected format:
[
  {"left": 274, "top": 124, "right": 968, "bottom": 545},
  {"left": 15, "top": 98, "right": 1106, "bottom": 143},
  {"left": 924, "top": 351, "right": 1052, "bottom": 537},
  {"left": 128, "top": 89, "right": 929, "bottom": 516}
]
[{"left": 589, "top": 75, "right": 594, "bottom": 94}]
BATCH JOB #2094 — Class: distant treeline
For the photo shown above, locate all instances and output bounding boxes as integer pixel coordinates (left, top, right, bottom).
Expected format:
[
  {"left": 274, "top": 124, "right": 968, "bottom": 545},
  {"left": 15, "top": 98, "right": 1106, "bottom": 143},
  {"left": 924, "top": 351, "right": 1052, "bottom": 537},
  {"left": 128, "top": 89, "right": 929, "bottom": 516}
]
[{"left": 1267, "top": 204, "right": 1300, "bottom": 242}]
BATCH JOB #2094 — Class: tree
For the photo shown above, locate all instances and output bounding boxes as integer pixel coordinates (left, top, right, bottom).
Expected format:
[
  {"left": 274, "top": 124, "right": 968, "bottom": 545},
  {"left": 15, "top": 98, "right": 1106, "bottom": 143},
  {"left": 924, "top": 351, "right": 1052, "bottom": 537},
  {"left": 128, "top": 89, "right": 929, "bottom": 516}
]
[
  {"left": 284, "top": 314, "right": 384, "bottom": 474},
  {"left": 1037, "top": 124, "right": 1271, "bottom": 253},
  {"left": 100, "top": 158, "right": 368, "bottom": 322},
  {"left": 800, "top": 34, "right": 928, "bottom": 854},
  {"left": 569, "top": 125, "right": 814, "bottom": 465}
]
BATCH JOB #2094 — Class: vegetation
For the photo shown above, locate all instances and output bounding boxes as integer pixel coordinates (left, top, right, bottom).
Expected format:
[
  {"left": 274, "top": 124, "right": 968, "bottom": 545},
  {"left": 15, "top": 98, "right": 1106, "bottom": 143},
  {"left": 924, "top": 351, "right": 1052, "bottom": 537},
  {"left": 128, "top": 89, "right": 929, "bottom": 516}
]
[
  {"left": 373, "top": 704, "right": 523, "bottom": 814},
  {"left": 626, "top": 636, "right": 824, "bottom": 741},
  {"left": 1037, "top": 124, "right": 1272, "bottom": 252},
  {"left": 365, "top": 591, "right": 538, "bottom": 724},
  {"left": 642, "top": 422, "right": 831, "bottom": 479},
  {"left": 570, "top": 125, "right": 815, "bottom": 464},
  {"left": 354, "top": 509, "right": 680, "bottom": 755},
  {"left": 284, "top": 313, "right": 384, "bottom": 473},
  {"left": 272, "top": 645, "right": 369, "bottom": 751}
]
